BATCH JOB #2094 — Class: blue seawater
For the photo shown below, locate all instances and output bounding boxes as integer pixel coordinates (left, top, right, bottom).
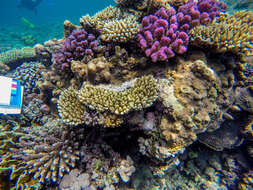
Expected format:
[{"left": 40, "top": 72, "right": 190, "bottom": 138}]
[{"left": 0, "top": 0, "right": 113, "bottom": 50}]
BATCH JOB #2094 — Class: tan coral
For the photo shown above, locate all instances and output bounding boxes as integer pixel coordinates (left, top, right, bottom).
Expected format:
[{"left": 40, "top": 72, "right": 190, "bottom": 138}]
[
  {"left": 189, "top": 11, "right": 253, "bottom": 59},
  {"left": 100, "top": 15, "right": 141, "bottom": 42},
  {"left": 57, "top": 87, "right": 87, "bottom": 125},
  {"left": 0, "top": 47, "right": 36, "bottom": 73},
  {"left": 0, "top": 119, "right": 82, "bottom": 189},
  {"left": 80, "top": 6, "right": 128, "bottom": 31},
  {"left": 80, "top": 6, "right": 140, "bottom": 42},
  {"left": 78, "top": 75, "right": 158, "bottom": 115}
]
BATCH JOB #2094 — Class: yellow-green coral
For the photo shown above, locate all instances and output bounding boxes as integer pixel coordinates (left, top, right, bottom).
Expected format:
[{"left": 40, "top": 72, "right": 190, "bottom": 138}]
[
  {"left": 0, "top": 47, "right": 36, "bottom": 73},
  {"left": 189, "top": 11, "right": 253, "bottom": 58},
  {"left": 0, "top": 119, "right": 81, "bottom": 189},
  {"left": 57, "top": 87, "right": 87, "bottom": 125},
  {"left": 78, "top": 75, "right": 158, "bottom": 115},
  {"left": 100, "top": 15, "right": 141, "bottom": 42},
  {"left": 80, "top": 6, "right": 128, "bottom": 31},
  {"left": 80, "top": 6, "right": 140, "bottom": 42}
]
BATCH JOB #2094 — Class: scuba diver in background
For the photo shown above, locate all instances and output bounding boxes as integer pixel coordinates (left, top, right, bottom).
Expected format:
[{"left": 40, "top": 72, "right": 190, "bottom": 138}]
[{"left": 17, "top": 0, "right": 43, "bottom": 14}]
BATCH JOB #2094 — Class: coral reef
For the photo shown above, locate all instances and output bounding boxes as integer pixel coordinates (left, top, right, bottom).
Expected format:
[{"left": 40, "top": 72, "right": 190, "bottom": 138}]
[
  {"left": 2, "top": 0, "right": 253, "bottom": 189},
  {"left": 78, "top": 75, "right": 158, "bottom": 115},
  {"left": 100, "top": 15, "right": 141, "bottom": 43},
  {"left": 138, "top": 0, "right": 225, "bottom": 62},
  {"left": 0, "top": 47, "right": 36, "bottom": 73},
  {"left": 189, "top": 10, "right": 253, "bottom": 59},
  {"left": 57, "top": 87, "right": 88, "bottom": 125},
  {"left": 80, "top": 6, "right": 141, "bottom": 43},
  {"left": 0, "top": 118, "right": 83, "bottom": 189},
  {"left": 138, "top": 57, "right": 235, "bottom": 164},
  {"left": 138, "top": 7, "right": 189, "bottom": 62},
  {"left": 10, "top": 62, "right": 46, "bottom": 96},
  {"left": 54, "top": 29, "right": 98, "bottom": 73}
]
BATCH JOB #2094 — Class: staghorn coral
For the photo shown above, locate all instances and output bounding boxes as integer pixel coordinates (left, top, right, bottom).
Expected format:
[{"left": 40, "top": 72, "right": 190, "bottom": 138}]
[
  {"left": 78, "top": 75, "right": 158, "bottom": 115},
  {"left": 100, "top": 15, "right": 141, "bottom": 43},
  {"left": 189, "top": 11, "right": 253, "bottom": 59},
  {"left": 0, "top": 47, "right": 36, "bottom": 73},
  {"left": 0, "top": 118, "right": 83, "bottom": 189}
]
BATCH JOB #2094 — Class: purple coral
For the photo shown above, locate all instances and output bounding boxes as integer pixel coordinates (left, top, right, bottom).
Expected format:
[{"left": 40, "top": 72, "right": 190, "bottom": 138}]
[
  {"left": 54, "top": 29, "right": 98, "bottom": 71},
  {"left": 178, "top": 0, "right": 226, "bottom": 28},
  {"left": 138, "top": 7, "right": 189, "bottom": 62},
  {"left": 138, "top": 0, "right": 226, "bottom": 62}
]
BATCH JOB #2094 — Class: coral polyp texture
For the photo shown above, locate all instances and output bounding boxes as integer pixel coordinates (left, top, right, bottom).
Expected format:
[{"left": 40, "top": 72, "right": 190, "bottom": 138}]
[
  {"left": 57, "top": 87, "right": 87, "bottom": 125},
  {"left": 137, "top": 0, "right": 225, "bottom": 62},
  {"left": 80, "top": 6, "right": 140, "bottom": 42},
  {"left": 2, "top": 0, "right": 253, "bottom": 189},
  {"left": 138, "top": 57, "right": 235, "bottom": 163},
  {"left": 0, "top": 47, "right": 36, "bottom": 73},
  {"left": 78, "top": 75, "right": 158, "bottom": 115},
  {"left": 189, "top": 10, "right": 253, "bottom": 59},
  {"left": 100, "top": 15, "right": 141, "bottom": 42},
  {"left": 0, "top": 119, "right": 82, "bottom": 189},
  {"left": 54, "top": 29, "right": 98, "bottom": 72}
]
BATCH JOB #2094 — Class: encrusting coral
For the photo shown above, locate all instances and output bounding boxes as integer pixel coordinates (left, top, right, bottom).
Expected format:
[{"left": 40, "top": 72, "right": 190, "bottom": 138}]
[
  {"left": 138, "top": 57, "right": 236, "bottom": 164},
  {"left": 189, "top": 10, "right": 253, "bottom": 59},
  {"left": 78, "top": 75, "right": 158, "bottom": 115},
  {"left": 0, "top": 118, "right": 83, "bottom": 189}
]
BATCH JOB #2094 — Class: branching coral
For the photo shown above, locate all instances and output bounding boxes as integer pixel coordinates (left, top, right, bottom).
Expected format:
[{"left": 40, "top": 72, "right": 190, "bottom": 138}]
[
  {"left": 0, "top": 47, "right": 36, "bottom": 73},
  {"left": 54, "top": 29, "right": 98, "bottom": 72},
  {"left": 189, "top": 11, "right": 253, "bottom": 58},
  {"left": 78, "top": 75, "right": 158, "bottom": 115},
  {"left": 57, "top": 87, "right": 88, "bottom": 125},
  {"left": 80, "top": 6, "right": 128, "bottom": 31},
  {"left": 0, "top": 118, "right": 82, "bottom": 189},
  {"left": 100, "top": 15, "right": 141, "bottom": 42},
  {"left": 138, "top": 0, "right": 225, "bottom": 62},
  {"left": 80, "top": 6, "right": 140, "bottom": 43},
  {"left": 57, "top": 87, "right": 124, "bottom": 127}
]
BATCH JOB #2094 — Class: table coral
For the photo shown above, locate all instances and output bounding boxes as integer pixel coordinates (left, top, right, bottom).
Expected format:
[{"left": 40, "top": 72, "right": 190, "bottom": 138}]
[
  {"left": 78, "top": 75, "right": 158, "bottom": 115},
  {"left": 57, "top": 87, "right": 88, "bottom": 125},
  {"left": 189, "top": 11, "right": 253, "bottom": 59}
]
